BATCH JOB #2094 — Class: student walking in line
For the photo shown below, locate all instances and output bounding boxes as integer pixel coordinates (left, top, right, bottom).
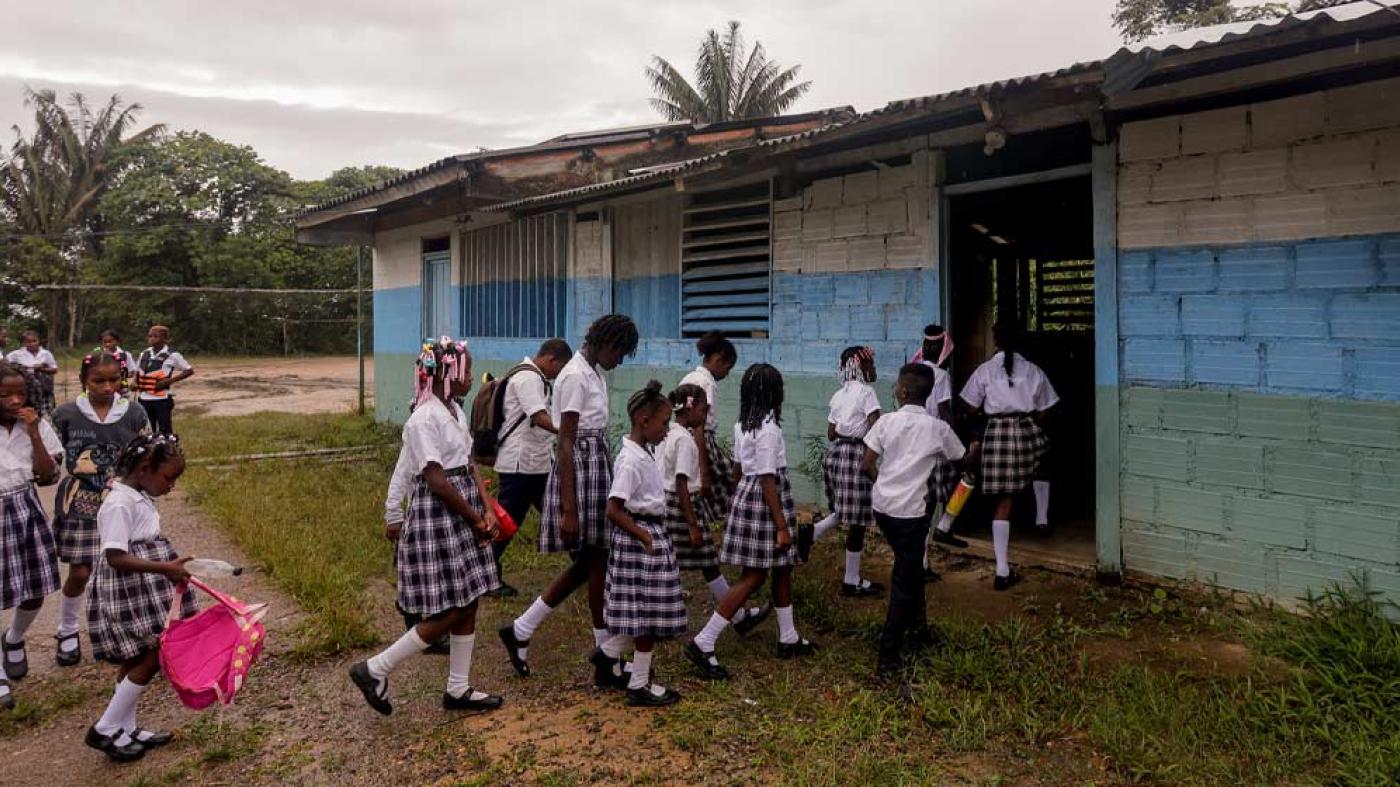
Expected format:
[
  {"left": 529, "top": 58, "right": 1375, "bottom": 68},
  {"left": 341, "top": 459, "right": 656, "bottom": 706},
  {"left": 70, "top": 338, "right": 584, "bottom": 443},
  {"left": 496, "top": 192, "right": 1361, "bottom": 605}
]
[
  {"left": 592, "top": 382, "right": 687, "bottom": 707},
  {"left": 658, "top": 383, "right": 768, "bottom": 639},
  {"left": 500, "top": 315, "right": 639, "bottom": 678},
  {"left": 804, "top": 346, "right": 885, "bottom": 597},
  {"left": 0, "top": 361, "right": 63, "bottom": 710},
  {"left": 6, "top": 330, "right": 58, "bottom": 415},
  {"left": 686, "top": 364, "right": 815, "bottom": 680},
  {"left": 50, "top": 351, "right": 148, "bottom": 667},
  {"left": 862, "top": 363, "right": 966, "bottom": 680},
  {"left": 679, "top": 332, "right": 739, "bottom": 525},
  {"left": 351, "top": 338, "right": 505, "bottom": 716},
  {"left": 960, "top": 322, "right": 1058, "bottom": 591},
  {"left": 488, "top": 338, "right": 573, "bottom": 598},
  {"left": 133, "top": 326, "right": 194, "bottom": 435},
  {"left": 919, "top": 324, "right": 971, "bottom": 568},
  {"left": 98, "top": 330, "right": 137, "bottom": 398},
  {"left": 83, "top": 433, "right": 197, "bottom": 761}
]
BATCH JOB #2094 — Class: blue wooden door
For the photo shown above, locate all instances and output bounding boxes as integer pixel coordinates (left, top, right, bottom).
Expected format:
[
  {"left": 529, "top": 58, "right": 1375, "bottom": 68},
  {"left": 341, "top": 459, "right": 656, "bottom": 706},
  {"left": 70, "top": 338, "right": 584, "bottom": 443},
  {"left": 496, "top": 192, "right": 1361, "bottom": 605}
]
[{"left": 423, "top": 251, "right": 452, "bottom": 338}]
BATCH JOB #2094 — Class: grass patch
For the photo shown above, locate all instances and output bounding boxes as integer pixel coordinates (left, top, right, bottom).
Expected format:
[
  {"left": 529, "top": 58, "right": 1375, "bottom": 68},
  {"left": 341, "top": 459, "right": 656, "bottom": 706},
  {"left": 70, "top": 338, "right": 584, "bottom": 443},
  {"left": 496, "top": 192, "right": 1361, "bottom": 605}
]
[{"left": 0, "top": 679, "right": 108, "bottom": 739}]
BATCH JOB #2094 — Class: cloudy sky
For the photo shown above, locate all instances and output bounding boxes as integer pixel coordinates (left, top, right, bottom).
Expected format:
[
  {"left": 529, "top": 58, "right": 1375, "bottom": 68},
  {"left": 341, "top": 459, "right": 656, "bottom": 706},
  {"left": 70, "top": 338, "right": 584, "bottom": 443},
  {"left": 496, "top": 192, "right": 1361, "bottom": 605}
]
[{"left": 1, "top": 1, "right": 1127, "bottom": 180}]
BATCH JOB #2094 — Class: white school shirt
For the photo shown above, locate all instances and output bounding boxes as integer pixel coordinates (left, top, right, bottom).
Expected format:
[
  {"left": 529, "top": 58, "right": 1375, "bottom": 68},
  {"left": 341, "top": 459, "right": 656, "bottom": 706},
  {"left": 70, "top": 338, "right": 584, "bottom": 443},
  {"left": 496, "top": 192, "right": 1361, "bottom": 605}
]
[
  {"left": 383, "top": 449, "right": 413, "bottom": 525},
  {"left": 135, "top": 346, "right": 193, "bottom": 401},
  {"left": 920, "top": 361, "right": 953, "bottom": 420},
  {"left": 960, "top": 352, "right": 1060, "bottom": 415},
  {"left": 609, "top": 437, "right": 666, "bottom": 516},
  {"left": 864, "top": 404, "right": 967, "bottom": 519},
  {"left": 6, "top": 347, "right": 56, "bottom": 372},
  {"left": 679, "top": 365, "right": 721, "bottom": 432},
  {"left": 827, "top": 380, "right": 881, "bottom": 439},
  {"left": 495, "top": 357, "right": 554, "bottom": 475},
  {"left": 0, "top": 419, "right": 62, "bottom": 491},
  {"left": 399, "top": 397, "right": 474, "bottom": 476},
  {"left": 733, "top": 416, "right": 787, "bottom": 476},
  {"left": 552, "top": 353, "right": 609, "bottom": 431},
  {"left": 97, "top": 482, "right": 162, "bottom": 552},
  {"left": 659, "top": 422, "right": 702, "bottom": 494}
]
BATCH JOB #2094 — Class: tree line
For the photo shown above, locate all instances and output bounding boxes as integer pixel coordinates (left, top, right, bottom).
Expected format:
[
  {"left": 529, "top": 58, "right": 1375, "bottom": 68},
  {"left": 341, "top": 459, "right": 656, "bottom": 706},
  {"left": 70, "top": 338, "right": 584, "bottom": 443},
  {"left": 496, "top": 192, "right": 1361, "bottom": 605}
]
[{"left": 0, "top": 88, "right": 400, "bottom": 355}]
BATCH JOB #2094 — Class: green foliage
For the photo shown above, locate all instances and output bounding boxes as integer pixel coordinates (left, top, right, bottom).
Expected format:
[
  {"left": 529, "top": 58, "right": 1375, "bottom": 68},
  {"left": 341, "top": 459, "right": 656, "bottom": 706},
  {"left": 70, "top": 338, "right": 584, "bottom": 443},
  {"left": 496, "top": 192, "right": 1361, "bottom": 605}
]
[
  {"left": 1109, "top": 0, "right": 1350, "bottom": 43},
  {"left": 795, "top": 432, "right": 828, "bottom": 495},
  {"left": 646, "top": 21, "right": 811, "bottom": 122}
]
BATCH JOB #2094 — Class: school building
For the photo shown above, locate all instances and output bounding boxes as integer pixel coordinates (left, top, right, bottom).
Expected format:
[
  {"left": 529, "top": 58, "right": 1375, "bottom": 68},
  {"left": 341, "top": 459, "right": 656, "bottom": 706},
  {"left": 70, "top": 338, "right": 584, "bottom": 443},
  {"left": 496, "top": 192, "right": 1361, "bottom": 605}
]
[{"left": 297, "top": 2, "right": 1400, "bottom": 607}]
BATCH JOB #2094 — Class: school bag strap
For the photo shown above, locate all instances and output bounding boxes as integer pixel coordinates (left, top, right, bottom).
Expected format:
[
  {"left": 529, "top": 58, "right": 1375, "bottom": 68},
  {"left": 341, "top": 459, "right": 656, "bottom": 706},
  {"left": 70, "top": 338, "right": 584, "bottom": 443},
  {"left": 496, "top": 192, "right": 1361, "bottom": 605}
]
[
  {"left": 166, "top": 576, "right": 269, "bottom": 630},
  {"left": 470, "top": 363, "right": 546, "bottom": 466}
]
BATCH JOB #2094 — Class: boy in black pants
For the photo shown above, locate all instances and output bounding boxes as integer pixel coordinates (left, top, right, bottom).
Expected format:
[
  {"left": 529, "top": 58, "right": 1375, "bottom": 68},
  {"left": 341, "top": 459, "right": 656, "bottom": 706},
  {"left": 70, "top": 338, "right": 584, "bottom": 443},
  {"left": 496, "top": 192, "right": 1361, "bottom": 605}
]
[{"left": 862, "top": 364, "right": 966, "bottom": 682}]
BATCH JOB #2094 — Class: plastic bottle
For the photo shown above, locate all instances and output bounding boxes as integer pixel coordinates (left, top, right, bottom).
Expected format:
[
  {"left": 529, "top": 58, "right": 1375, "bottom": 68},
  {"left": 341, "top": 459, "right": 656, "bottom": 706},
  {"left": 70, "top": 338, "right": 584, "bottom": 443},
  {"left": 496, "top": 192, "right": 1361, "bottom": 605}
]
[
  {"left": 944, "top": 473, "right": 977, "bottom": 519},
  {"left": 186, "top": 558, "right": 244, "bottom": 578}
]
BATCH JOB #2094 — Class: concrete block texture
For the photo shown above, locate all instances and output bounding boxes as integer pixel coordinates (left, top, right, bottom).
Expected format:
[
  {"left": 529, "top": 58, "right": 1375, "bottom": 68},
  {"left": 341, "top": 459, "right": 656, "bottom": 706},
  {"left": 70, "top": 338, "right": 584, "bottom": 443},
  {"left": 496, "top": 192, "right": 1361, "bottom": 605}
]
[
  {"left": 1357, "top": 455, "right": 1400, "bottom": 508},
  {"left": 807, "top": 239, "right": 849, "bottom": 273},
  {"left": 1159, "top": 389, "right": 1231, "bottom": 433},
  {"left": 1121, "top": 475, "right": 1158, "bottom": 522},
  {"left": 1356, "top": 347, "right": 1400, "bottom": 399},
  {"left": 1181, "top": 106, "right": 1248, "bottom": 155},
  {"left": 1230, "top": 494, "right": 1307, "bottom": 549},
  {"left": 1192, "top": 537, "right": 1269, "bottom": 594},
  {"left": 1120, "top": 250, "right": 1154, "bottom": 294},
  {"left": 832, "top": 205, "right": 868, "bottom": 239},
  {"left": 772, "top": 209, "right": 802, "bottom": 242},
  {"left": 1378, "top": 130, "right": 1400, "bottom": 183},
  {"left": 1122, "top": 385, "right": 1167, "bottom": 429},
  {"left": 1252, "top": 192, "right": 1329, "bottom": 242},
  {"left": 801, "top": 208, "right": 835, "bottom": 242},
  {"left": 1120, "top": 295, "right": 1180, "bottom": 337},
  {"left": 1250, "top": 92, "right": 1325, "bottom": 148},
  {"left": 1218, "top": 149, "right": 1289, "bottom": 197},
  {"left": 1324, "top": 76, "right": 1400, "bottom": 135},
  {"left": 1247, "top": 294, "right": 1328, "bottom": 339},
  {"left": 1124, "top": 433, "right": 1191, "bottom": 482},
  {"left": 1327, "top": 185, "right": 1400, "bottom": 237},
  {"left": 832, "top": 274, "right": 870, "bottom": 306},
  {"left": 1181, "top": 295, "right": 1246, "bottom": 337},
  {"left": 1122, "top": 526, "right": 1191, "bottom": 579},
  {"left": 1316, "top": 399, "right": 1400, "bottom": 450},
  {"left": 1265, "top": 342, "right": 1346, "bottom": 392},
  {"left": 1291, "top": 136, "right": 1377, "bottom": 190},
  {"left": 1121, "top": 115, "right": 1180, "bottom": 162},
  {"left": 1182, "top": 199, "right": 1253, "bottom": 247},
  {"left": 1269, "top": 445, "right": 1352, "bottom": 501},
  {"left": 878, "top": 163, "right": 917, "bottom": 198},
  {"left": 1313, "top": 505, "right": 1398, "bottom": 564},
  {"left": 1123, "top": 338, "right": 1187, "bottom": 383},
  {"left": 1383, "top": 237, "right": 1400, "bottom": 287},
  {"left": 1276, "top": 553, "right": 1363, "bottom": 606},
  {"left": 884, "top": 232, "right": 929, "bottom": 268},
  {"left": 773, "top": 239, "right": 803, "bottom": 272},
  {"left": 806, "top": 176, "right": 843, "bottom": 210},
  {"left": 1118, "top": 162, "right": 1156, "bottom": 206},
  {"left": 866, "top": 198, "right": 909, "bottom": 236},
  {"left": 846, "top": 236, "right": 888, "bottom": 272},
  {"left": 1294, "top": 238, "right": 1377, "bottom": 289},
  {"left": 843, "top": 170, "right": 879, "bottom": 205},
  {"left": 1119, "top": 202, "right": 1183, "bottom": 249},
  {"left": 1150, "top": 156, "right": 1217, "bottom": 203},
  {"left": 1332, "top": 293, "right": 1400, "bottom": 341},
  {"left": 1195, "top": 439, "right": 1265, "bottom": 489},
  {"left": 1237, "top": 392, "right": 1311, "bottom": 442},
  {"left": 1157, "top": 483, "right": 1227, "bottom": 535},
  {"left": 1218, "top": 245, "right": 1291, "bottom": 292},
  {"left": 1191, "top": 340, "right": 1260, "bottom": 387},
  {"left": 1154, "top": 249, "right": 1215, "bottom": 293}
]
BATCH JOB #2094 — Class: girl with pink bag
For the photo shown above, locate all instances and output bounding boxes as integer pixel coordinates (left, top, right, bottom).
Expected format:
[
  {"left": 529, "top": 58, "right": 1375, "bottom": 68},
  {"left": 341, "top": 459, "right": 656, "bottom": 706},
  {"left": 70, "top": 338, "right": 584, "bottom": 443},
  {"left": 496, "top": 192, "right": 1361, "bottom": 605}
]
[{"left": 84, "top": 433, "right": 198, "bottom": 762}]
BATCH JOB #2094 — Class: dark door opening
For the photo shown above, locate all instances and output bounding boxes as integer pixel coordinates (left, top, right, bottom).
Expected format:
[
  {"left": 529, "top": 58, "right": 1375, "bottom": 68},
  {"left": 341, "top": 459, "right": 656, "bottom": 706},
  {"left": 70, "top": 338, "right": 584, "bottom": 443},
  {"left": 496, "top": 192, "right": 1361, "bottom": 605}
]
[{"left": 946, "top": 176, "right": 1096, "bottom": 567}]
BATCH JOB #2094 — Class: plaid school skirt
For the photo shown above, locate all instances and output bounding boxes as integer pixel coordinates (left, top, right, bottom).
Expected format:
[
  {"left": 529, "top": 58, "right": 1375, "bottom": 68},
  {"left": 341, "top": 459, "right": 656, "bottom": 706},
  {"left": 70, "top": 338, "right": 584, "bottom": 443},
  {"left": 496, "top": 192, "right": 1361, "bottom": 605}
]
[
  {"left": 0, "top": 484, "right": 59, "bottom": 610},
  {"left": 397, "top": 468, "right": 500, "bottom": 616},
  {"left": 88, "top": 537, "right": 198, "bottom": 663},
  {"left": 54, "top": 479, "right": 105, "bottom": 565},
  {"left": 928, "top": 456, "right": 960, "bottom": 506},
  {"left": 663, "top": 489, "right": 718, "bottom": 572},
  {"left": 695, "top": 429, "right": 737, "bottom": 524},
  {"left": 823, "top": 438, "right": 875, "bottom": 528},
  {"left": 980, "top": 415, "right": 1049, "bottom": 495},
  {"left": 604, "top": 516, "right": 687, "bottom": 639},
  {"left": 539, "top": 429, "right": 612, "bottom": 553},
  {"left": 719, "top": 470, "right": 797, "bottom": 570}
]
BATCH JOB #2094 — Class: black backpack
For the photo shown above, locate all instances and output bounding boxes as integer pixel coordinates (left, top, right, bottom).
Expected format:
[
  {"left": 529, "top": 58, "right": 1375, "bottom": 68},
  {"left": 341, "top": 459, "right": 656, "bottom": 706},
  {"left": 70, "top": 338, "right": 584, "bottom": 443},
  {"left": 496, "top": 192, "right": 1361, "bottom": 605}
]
[{"left": 470, "top": 363, "right": 545, "bottom": 467}]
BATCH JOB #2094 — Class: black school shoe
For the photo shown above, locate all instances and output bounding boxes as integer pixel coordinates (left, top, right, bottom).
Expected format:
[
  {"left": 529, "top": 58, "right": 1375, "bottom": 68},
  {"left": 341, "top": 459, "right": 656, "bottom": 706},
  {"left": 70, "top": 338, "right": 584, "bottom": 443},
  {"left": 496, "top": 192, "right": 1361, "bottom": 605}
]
[
  {"left": 55, "top": 632, "right": 81, "bottom": 667},
  {"left": 0, "top": 678, "right": 13, "bottom": 710},
  {"left": 993, "top": 571, "right": 1022, "bottom": 592},
  {"left": 442, "top": 689, "right": 504, "bottom": 712},
  {"left": 498, "top": 624, "right": 531, "bottom": 677},
  {"left": 84, "top": 726, "right": 146, "bottom": 762},
  {"left": 795, "top": 521, "right": 815, "bottom": 563},
  {"left": 626, "top": 685, "right": 681, "bottom": 707},
  {"left": 683, "top": 642, "right": 730, "bottom": 680},
  {"left": 589, "top": 648, "right": 629, "bottom": 690},
  {"left": 487, "top": 582, "right": 520, "bottom": 599},
  {"left": 929, "top": 529, "right": 968, "bottom": 549},
  {"left": 130, "top": 728, "right": 174, "bottom": 748},
  {"left": 841, "top": 579, "right": 885, "bottom": 598},
  {"left": 2, "top": 636, "right": 27, "bottom": 680},
  {"left": 732, "top": 603, "right": 773, "bottom": 637},
  {"left": 348, "top": 661, "right": 392, "bottom": 716},
  {"left": 775, "top": 638, "right": 817, "bottom": 660}
]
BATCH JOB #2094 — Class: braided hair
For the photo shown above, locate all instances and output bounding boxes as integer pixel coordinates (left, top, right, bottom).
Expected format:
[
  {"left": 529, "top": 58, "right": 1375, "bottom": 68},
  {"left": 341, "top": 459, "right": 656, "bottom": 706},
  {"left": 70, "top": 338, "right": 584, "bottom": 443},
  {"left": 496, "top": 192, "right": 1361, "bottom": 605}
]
[
  {"left": 669, "top": 382, "right": 707, "bottom": 413},
  {"left": 0, "top": 360, "right": 45, "bottom": 414},
  {"left": 80, "top": 349, "right": 128, "bottom": 390},
  {"left": 585, "top": 314, "right": 640, "bottom": 358},
  {"left": 738, "top": 363, "right": 784, "bottom": 434},
  {"left": 412, "top": 336, "right": 472, "bottom": 410},
  {"left": 838, "top": 345, "right": 875, "bottom": 383},
  {"left": 115, "top": 432, "right": 184, "bottom": 478},
  {"left": 626, "top": 379, "right": 667, "bottom": 420},
  {"left": 994, "top": 321, "right": 1019, "bottom": 386},
  {"left": 696, "top": 331, "right": 736, "bottom": 364}
]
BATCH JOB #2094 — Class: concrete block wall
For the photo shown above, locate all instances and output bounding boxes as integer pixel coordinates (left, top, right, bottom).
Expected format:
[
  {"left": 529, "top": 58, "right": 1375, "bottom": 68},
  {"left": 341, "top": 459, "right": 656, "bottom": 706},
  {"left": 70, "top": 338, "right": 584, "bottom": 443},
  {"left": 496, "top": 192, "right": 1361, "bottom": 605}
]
[{"left": 1117, "top": 80, "right": 1400, "bottom": 608}]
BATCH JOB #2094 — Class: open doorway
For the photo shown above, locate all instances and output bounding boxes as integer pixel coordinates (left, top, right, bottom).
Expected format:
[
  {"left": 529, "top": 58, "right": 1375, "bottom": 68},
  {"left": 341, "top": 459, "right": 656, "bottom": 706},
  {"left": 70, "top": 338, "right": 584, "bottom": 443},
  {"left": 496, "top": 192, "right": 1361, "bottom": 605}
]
[{"left": 946, "top": 176, "right": 1096, "bottom": 567}]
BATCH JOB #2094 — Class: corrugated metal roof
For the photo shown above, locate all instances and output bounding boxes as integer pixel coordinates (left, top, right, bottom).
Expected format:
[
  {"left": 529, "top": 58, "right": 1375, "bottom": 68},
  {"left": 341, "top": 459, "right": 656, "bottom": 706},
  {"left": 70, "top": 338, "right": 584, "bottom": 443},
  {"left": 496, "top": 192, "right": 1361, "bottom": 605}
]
[{"left": 1128, "top": 0, "right": 1396, "bottom": 55}]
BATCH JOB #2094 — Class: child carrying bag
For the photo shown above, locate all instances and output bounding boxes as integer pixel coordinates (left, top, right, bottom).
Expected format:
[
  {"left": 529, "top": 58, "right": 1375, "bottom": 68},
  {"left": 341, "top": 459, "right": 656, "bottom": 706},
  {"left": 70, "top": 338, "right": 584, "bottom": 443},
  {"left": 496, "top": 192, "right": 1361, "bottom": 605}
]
[{"left": 159, "top": 576, "right": 269, "bottom": 710}]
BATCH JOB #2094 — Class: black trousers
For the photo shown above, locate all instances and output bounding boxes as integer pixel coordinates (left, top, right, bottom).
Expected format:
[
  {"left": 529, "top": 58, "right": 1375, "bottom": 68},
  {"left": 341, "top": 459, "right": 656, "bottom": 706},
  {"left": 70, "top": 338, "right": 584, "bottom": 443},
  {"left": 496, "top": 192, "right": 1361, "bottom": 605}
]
[
  {"left": 874, "top": 510, "right": 932, "bottom": 668},
  {"left": 494, "top": 472, "right": 548, "bottom": 561},
  {"left": 141, "top": 398, "right": 175, "bottom": 434}
]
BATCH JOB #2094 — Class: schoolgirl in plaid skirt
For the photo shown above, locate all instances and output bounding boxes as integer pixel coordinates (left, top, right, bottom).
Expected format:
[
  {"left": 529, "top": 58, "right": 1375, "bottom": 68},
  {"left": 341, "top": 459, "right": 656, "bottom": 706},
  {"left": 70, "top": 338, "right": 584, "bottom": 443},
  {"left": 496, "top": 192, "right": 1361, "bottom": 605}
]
[
  {"left": 0, "top": 360, "right": 62, "bottom": 709},
  {"left": 680, "top": 332, "right": 739, "bottom": 524},
  {"left": 809, "top": 346, "right": 884, "bottom": 597},
  {"left": 500, "top": 315, "right": 640, "bottom": 680},
  {"left": 959, "top": 322, "right": 1059, "bottom": 591},
  {"left": 84, "top": 433, "right": 196, "bottom": 762},
  {"left": 592, "top": 382, "right": 687, "bottom": 707},
  {"left": 351, "top": 338, "right": 506, "bottom": 717},
  {"left": 686, "top": 364, "right": 816, "bottom": 681}
]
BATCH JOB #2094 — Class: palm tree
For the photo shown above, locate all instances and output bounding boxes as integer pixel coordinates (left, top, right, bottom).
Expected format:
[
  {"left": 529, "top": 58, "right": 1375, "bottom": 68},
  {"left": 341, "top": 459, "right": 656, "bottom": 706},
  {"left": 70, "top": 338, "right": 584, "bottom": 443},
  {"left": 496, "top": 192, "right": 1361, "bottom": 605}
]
[{"left": 646, "top": 21, "right": 811, "bottom": 123}]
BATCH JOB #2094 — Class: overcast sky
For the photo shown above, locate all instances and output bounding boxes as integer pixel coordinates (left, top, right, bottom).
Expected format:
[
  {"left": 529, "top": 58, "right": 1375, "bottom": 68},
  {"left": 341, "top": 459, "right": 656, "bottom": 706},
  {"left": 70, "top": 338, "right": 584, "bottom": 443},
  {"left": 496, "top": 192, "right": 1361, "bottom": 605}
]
[{"left": 1, "top": 1, "right": 1127, "bottom": 180}]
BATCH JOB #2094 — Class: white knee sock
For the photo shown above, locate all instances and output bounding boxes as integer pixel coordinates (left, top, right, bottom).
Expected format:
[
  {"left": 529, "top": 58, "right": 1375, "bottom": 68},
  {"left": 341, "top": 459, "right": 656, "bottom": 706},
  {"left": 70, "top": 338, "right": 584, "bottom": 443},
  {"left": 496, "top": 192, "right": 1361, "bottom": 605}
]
[
  {"left": 1033, "top": 481, "right": 1050, "bottom": 525},
  {"left": 58, "top": 592, "right": 84, "bottom": 638},
  {"left": 692, "top": 611, "right": 729, "bottom": 654},
  {"left": 775, "top": 605, "right": 799, "bottom": 644},
  {"left": 627, "top": 650, "right": 653, "bottom": 691},
  {"left": 446, "top": 634, "right": 481, "bottom": 699},
  {"left": 513, "top": 597, "right": 553, "bottom": 642},
  {"left": 5, "top": 606, "right": 40, "bottom": 647},
  {"left": 843, "top": 550, "right": 863, "bottom": 585},
  {"left": 593, "top": 627, "right": 610, "bottom": 648},
  {"left": 95, "top": 678, "right": 147, "bottom": 739},
  {"left": 601, "top": 633, "right": 630, "bottom": 659},
  {"left": 935, "top": 511, "right": 955, "bottom": 533},
  {"left": 992, "top": 519, "right": 1011, "bottom": 577},
  {"left": 813, "top": 512, "right": 840, "bottom": 541},
  {"left": 706, "top": 575, "right": 731, "bottom": 603},
  {"left": 923, "top": 531, "right": 933, "bottom": 570},
  {"left": 367, "top": 628, "right": 428, "bottom": 680}
]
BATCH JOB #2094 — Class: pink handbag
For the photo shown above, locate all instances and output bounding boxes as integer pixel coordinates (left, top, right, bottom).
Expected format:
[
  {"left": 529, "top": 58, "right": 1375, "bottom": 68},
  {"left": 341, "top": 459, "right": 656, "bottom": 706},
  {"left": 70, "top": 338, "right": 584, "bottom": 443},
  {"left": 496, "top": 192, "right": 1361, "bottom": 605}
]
[{"left": 159, "top": 576, "right": 269, "bottom": 710}]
